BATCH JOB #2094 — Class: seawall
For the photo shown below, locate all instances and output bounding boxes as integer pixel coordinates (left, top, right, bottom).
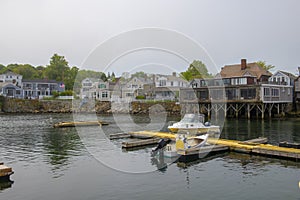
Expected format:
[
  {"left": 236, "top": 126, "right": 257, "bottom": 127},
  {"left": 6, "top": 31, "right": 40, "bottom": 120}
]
[{"left": 0, "top": 98, "right": 182, "bottom": 115}]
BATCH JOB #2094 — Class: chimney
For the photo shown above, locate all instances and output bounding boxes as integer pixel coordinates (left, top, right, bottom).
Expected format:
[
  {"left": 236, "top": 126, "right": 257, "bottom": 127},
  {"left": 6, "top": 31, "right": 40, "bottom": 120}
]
[
  {"left": 241, "top": 59, "right": 247, "bottom": 70},
  {"left": 172, "top": 72, "right": 176, "bottom": 77}
]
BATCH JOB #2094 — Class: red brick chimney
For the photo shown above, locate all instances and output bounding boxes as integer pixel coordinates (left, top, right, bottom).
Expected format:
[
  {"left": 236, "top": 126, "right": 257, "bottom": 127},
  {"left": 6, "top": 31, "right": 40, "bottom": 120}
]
[{"left": 241, "top": 59, "right": 247, "bottom": 70}]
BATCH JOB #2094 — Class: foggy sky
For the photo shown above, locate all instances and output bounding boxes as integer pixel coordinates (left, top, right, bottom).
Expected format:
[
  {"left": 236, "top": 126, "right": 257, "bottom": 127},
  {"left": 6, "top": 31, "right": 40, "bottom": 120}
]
[{"left": 1, "top": 0, "right": 300, "bottom": 75}]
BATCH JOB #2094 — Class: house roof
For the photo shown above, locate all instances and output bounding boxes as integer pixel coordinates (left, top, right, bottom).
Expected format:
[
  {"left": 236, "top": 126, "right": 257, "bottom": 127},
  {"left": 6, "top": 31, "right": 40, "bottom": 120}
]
[
  {"left": 23, "top": 79, "right": 62, "bottom": 84},
  {"left": 279, "top": 71, "right": 297, "bottom": 80},
  {"left": 0, "top": 82, "right": 21, "bottom": 89},
  {"left": 220, "top": 62, "right": 272, "bottom": 79}
]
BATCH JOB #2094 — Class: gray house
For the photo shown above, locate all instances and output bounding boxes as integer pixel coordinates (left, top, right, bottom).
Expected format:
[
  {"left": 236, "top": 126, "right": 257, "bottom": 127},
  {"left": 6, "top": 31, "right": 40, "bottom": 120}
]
[
  {"left": 22, "top": 79, "right": 65, "bottom": 99},
  {"left": 0, "top": 83, "right": 23, "bottom": 98}
]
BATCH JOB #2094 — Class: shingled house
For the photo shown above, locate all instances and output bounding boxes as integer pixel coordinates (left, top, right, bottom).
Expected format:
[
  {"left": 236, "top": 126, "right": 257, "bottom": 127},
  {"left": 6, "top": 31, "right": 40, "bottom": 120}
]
[{"left": 181, "top": 59, "right": 293, "bottom": 118}]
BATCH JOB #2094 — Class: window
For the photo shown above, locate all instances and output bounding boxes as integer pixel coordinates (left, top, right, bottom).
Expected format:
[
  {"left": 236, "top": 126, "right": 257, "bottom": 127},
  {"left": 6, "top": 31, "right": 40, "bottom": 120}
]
[
  {"left": 223, "top": 79, "right": 231, "bottom": 85},
  {"left": 264, "top": 88, "right": 270, "bottom": 96},
  {"left": 98, "top": 84, "right": 106, "bottom": 89},
  {"left": 232, "top": 78, "right": 247, "bottom": 85},
  {"left": 126, "top": 93, "right": 133, "bottom": 97},
  {"left": 171, "top": 81, "right": 173, "bottom": 86},
  {"left": 240, "top": 88, "right": 256, "bottom": 99},
  {"left": 226, "top": 89, "right": 237, "bottom": 100},
  {"left": 271, "top": 88, "right": 279, "bottom": 97},
  {"left": 159, "top": 80, "right": 166, "bottom": 86},
  {"left": 16, "top": 90, "right": 21, "bottom": 95},
  {"left": 102, "top": 91, "right": 108, "bottom": 98}
]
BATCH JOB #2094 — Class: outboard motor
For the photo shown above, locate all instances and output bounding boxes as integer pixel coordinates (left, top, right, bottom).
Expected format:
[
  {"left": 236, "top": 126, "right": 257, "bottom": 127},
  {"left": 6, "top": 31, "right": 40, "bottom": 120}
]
[{"left": 151, "top": 139, "right": 171, "bottom": 156}]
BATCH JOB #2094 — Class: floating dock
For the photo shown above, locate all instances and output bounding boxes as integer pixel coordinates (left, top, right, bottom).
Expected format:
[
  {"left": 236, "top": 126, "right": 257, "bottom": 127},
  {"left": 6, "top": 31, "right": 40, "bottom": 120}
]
[
  {"left": 53, "top": 121, "right": 109, "bottom": 128},
  {"left": 122, "top": 138, "right": 161, "bottom": 148},
  {"left": 0, "top": 163, "right": 14, "bottom": 180},
  {"left": 122, "top": 131, "right": 300, "bottom": 161}
]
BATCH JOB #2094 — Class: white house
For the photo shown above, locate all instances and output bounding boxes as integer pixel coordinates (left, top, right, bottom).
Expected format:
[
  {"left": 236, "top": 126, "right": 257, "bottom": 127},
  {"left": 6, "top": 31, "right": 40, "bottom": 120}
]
[
  {"left": 0, "top": 71, "right": 23, "bottom": 87},
  {"left": 154, "top": 72, "right": 188, "bottom": 100},
  {"left": 80, "top": 78, "right": 111, "bottom": 101},
  {"left": 268, "top": 70, "right": 297, "bottom": 86}
]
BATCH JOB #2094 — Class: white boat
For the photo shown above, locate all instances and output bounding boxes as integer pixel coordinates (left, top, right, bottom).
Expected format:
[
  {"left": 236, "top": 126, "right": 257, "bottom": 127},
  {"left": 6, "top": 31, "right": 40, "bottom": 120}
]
[
  {"left": 164, "top": 133, "right": 209, "bottom": 158},
  {"left": 168, "top": 113, "right": 220, "bottom": 134}
]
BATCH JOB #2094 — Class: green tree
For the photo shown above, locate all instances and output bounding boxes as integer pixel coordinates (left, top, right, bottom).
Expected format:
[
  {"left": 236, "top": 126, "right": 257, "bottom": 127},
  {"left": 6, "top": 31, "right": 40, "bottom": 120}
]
[
  {"left": 44, "top": 54, "right": 69, "bottom": 81},
  {"left": 131, "top": 71, "right": 147, "bottom": 79},
  {"left": 256, "top": 61, "right": 275, "bottom": 71},
  {"left": 180, "top": 60, "right": 212, "bottom": 81},
  {"left": 0, "top": 64, "right": 6, "bottom": 73},
  {"left": 64, "top": 66, "right": 79, "bottom": 90},
  {"left": 12, "top": 64, "right": 38, "bottom": 79}
]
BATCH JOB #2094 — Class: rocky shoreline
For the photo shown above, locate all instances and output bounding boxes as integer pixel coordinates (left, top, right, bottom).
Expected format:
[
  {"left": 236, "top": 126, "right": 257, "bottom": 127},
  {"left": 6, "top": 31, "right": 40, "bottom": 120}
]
[{"left": 0, "top": 98, "right": 182, "bottom": 115}]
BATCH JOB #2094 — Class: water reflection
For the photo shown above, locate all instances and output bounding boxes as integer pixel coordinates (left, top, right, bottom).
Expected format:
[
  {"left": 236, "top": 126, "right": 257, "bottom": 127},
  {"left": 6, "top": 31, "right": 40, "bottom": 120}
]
[
  {"left": 43, "top": 127, "right": 83, "bottom": 178},
  {"left": 0, "top": 179, "right": 13, "bottom": 192}
]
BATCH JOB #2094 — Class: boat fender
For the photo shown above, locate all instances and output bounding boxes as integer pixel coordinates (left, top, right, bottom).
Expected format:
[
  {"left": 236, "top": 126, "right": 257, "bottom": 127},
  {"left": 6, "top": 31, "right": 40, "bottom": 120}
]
[{"left": 204, "top": 122, "right": 210, "bottom": 127}]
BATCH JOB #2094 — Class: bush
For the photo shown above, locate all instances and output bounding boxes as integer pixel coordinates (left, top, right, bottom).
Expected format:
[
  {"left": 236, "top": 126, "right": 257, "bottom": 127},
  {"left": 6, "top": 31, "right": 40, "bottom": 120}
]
[
  {"left": 136, "top": 95, "right": 146, "bottom": 100},
  {"left": 59, "top": 90, "right": 74, "bottom": 96}
]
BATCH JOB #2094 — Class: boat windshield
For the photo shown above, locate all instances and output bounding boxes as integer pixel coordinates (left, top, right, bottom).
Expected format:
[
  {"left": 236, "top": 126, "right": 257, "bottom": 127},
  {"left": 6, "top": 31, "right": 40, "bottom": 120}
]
[{"left": 180, "top": 114, "right": 204, "bottom": 123}]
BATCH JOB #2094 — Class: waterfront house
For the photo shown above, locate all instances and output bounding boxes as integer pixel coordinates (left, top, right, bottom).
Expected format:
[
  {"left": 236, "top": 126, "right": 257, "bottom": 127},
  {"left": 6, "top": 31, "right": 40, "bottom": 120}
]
[
  {"left": 181, "top": 59, "right": 293, "bottom": 118},
  {"left": 295, "top": 67, "right": 300, "bottom": 105},
  {"left": 153, "top": 72, "right": 188, "bottom": 100},
  {"left": 22, "top": 79, "right": 65, "bottom": 99},
  {"left": 0, "top": 82, "right": 23, "bottom": 98},
  {"left": 80, "top": 78, "right": 111, "bottom": 101},
  {"left": 0, "top": 71, "right": 23, "bottom": 87}
]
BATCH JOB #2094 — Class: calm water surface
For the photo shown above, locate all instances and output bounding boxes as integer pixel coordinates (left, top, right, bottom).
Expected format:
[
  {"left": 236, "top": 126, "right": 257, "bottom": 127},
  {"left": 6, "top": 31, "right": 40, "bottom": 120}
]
[{"left": 0, "top": 113, "right": 300, "bottom": 200}]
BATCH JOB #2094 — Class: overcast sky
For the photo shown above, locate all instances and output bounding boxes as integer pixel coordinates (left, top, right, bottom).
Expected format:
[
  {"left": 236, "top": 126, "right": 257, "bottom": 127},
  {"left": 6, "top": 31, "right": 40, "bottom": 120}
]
[{"left": 1, "top": 0, "right": 300, "bottom": 75}]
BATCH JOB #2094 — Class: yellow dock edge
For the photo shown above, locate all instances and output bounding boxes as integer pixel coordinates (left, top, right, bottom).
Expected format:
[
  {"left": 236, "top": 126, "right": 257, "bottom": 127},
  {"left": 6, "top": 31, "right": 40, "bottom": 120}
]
[
  {"left": 128, "top": 131, "right": 300, "bottom": 159},
  {"left": 53, "top": 121, "right": 109, "bottom": 128}
]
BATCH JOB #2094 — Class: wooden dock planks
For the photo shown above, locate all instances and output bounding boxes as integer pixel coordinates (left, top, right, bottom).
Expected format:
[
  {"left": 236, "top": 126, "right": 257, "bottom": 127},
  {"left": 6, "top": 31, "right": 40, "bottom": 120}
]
[
  {"left": 0, "top": 164, "right": 13, "bottom": 178},
  {"left": 122, "top": 138, "right": 161, "bottom": 148}
]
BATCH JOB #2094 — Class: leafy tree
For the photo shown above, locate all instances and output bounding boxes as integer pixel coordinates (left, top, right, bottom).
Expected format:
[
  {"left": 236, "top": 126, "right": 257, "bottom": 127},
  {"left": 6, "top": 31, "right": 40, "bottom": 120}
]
[
  {"left": 131, "top": 71, "right": 147, "bottom": 79},
  {"left": 44, "top": 54, "right": 69, "bottom": 81},
  {"left": 0, "top": 64, "right": 5, "bottom": 73},
  {"left": 12, "top": 64, "right": 38, "bottom": 79},
  {"left": 64, "top": 66, "right": 79, "bottom": 90},
  {"left": 180, "top": 60, "right": 212, "bottom": 81},
  {"left": 256, "top": 61, "right": 275, "bottom": 71}
]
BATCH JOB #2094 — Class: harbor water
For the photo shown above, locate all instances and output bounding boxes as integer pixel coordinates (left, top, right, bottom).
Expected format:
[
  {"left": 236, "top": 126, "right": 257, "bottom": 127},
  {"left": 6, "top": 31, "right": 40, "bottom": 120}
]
[{"left": 0, "top": 113, "right": 300, "bottom": 200}]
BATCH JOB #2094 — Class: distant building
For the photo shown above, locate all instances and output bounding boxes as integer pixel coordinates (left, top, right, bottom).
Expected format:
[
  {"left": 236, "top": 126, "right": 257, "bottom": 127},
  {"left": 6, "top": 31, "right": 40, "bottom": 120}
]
[
  {"left": 295, "top": 67, "right": 300, "bottom": 104},
  {"left": 0, "top": 83, "right": 23, "bottom": 98},
  {"left": 80, "top": 78, "right": 111, "bottom": 101},
  {"left": 153, "top": 72, "right": 188, "bottom": 100},
  {"left": 22, "top": 79, "right": 65, "bottom": 99},
  {"left": 0, "top": 71, "right": 22, "bottom": 87}
]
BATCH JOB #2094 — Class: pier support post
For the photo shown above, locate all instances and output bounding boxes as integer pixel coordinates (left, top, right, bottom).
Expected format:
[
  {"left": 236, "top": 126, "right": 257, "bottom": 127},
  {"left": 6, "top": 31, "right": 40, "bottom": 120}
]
[
  {"left": 261, "top": 104, "right": 264, "bottom": 119},
  {"left": 208, "top": 104, "right": 211, "bottom": 119},
  {"left": 235, "top": 104, "right": 239, "bottom": 118},
  {"left": 224, "top": 103, "right": 227, "bottom": 118},
  {"left": 247, "top": 104, "right": 250, "bottom": 119}
]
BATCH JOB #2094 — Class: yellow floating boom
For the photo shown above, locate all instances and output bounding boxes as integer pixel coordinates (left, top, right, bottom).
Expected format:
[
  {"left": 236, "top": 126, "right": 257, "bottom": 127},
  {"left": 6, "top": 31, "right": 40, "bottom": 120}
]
[
  {"left": 128, "top": 131, "right": 300, "bottom": 160},
  {"left": 53, "top": 121, "right": 109, "bottom": 128}
]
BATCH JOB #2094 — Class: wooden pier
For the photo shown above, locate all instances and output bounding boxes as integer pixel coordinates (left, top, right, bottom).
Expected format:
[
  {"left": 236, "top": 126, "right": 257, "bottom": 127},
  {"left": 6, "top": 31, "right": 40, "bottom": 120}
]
[
  {"left": 53, "top": 120, "right": 109, "bottom": 128},
  {"left": 0, "top": 163, "right": 13, "bottom": 180}
]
